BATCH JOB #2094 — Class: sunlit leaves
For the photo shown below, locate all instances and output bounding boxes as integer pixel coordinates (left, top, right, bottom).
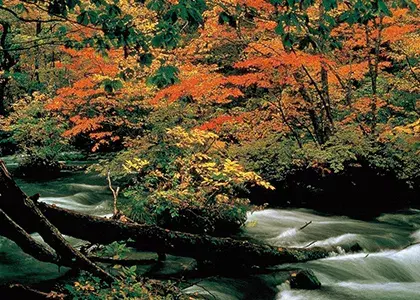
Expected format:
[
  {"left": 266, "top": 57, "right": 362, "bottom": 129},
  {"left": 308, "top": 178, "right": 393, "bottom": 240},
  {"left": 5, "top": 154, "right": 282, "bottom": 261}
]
[
  {"left": 119, "top": 126, "right": 273, "bottom": 226},
  {"left": 123, "top": 158, "right": 150, "bottom": 173}
]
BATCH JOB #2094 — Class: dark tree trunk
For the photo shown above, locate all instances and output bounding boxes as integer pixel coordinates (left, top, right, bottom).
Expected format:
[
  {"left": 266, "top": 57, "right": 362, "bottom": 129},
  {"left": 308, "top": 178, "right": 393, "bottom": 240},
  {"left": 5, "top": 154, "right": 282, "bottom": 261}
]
[{"left": 0, "top": 22, "right": 15, "bottom": 116}]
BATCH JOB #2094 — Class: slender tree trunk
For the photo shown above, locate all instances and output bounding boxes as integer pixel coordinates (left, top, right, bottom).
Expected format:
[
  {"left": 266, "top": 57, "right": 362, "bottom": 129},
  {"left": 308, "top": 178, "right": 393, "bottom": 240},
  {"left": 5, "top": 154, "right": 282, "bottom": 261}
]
[
  {"left": 0, "top": 79, "right": 6, "bottom": 116},
  {"left": 297, "top": 84, "right": 324, "bottom": 145},
  {"left": 270, "top": 90, "right": 303, "bottom": 148},
  {"left": 365, "top": 17, "right": 383, "bottom": 133},
  {"left": 318, "top": 4, "right": 334, "bottom": 135},
  {"left": 320, "top": 65, "right": 334, "bottom": 130},
  {"left": 34, "top": 21, "right": 42, "bottom": 84}
]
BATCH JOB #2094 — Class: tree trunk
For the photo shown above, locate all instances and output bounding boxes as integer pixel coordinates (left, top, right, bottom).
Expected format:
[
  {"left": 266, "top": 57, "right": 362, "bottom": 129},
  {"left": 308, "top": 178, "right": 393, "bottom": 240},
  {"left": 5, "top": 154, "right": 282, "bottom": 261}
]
[
  {"left": 36, "top": 202, "right": 327, "bottom": 266},
  {"left": 0, "top": 160, "right": 328, "bottom": 272}
]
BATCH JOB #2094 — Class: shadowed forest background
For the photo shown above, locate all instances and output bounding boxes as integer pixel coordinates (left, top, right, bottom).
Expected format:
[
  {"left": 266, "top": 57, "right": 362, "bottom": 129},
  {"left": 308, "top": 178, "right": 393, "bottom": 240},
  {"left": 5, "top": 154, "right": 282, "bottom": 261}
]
[{"left": 0, "top": 0, "right": 419, "bottom": 298}]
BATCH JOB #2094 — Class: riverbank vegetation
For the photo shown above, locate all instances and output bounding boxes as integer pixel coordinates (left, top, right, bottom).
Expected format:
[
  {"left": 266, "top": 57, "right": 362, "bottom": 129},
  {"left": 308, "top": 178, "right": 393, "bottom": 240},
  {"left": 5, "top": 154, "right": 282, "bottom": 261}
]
[{"left": 0, "top": 0, "right": 419, "bottom": 298}]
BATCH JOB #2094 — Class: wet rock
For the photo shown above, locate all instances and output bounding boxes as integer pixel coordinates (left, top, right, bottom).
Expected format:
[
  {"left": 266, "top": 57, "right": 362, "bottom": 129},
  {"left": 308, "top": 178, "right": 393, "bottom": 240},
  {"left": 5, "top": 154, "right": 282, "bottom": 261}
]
[
  {"left": 289, "top": 269, "right": 321, "bottom": 290},
  {"left": 349, "top": 242, "right": 363, "bottom": 253}
]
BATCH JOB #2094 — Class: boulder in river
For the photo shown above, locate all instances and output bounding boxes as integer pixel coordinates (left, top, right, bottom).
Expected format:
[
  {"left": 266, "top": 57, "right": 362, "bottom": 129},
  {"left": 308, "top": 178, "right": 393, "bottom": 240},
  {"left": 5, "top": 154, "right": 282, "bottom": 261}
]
[
  {"left": 289, "top": 269, "right": 321, "bottom": 290},
  {"left": 349, "top": 242, "right": 363, "bottom": 253}
]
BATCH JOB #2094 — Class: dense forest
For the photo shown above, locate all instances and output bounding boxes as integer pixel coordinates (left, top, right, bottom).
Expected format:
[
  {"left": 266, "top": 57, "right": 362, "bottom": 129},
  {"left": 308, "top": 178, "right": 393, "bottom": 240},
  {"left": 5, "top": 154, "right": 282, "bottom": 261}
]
[{"left": 0, "top": 0, "right": 419, "bottom": 298}]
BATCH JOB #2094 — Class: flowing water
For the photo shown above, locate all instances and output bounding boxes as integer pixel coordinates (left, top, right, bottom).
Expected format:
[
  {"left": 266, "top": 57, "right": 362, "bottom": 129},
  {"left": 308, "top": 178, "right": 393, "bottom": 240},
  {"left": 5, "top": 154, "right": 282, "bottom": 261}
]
[
  {"left": 1, "top": 157, "right": 419, "bottom": 299},
  {"left": 244, "top": 209, "right": 420, "bottom": 300},
  {"left": 185, "top": 209, "right": 420, "bottom": 299}
]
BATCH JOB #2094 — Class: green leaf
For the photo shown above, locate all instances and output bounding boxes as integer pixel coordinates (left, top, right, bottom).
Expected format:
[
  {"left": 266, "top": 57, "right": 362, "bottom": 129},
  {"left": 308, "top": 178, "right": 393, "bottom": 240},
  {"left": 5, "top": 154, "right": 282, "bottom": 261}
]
[
  {"left": 404, "top": 0, "right": 417, "bottom": 12},
  {"left": 66, "top": 0, "right": 79, "bottom": 10},
  {"left": 139, "top": 53, "right": 153, "bottom": 66},
  {"left": 147, "top": 0, "right": 165, "bottom": 11},
  {"left": 15, "top": 3, "right": 27, "bottom": 13},
  {"left": 88, "top": 10, "right": 99, "bottom": 24},
  {"left": 57, "top": 26, "right": 68, "bottom": 34},
  {"left": 151, "top": 23, "right": 180, "bottom": 49},
  {"left": 151, "top": 34, "right": 164, "bottom": 48},
  {"left": 282, "top": 32, "right": 294, "bottom": 49},
  {"left": 147, "top": 65, "right": 179, "bottom": 88},
  {"left": 218, "top": 12, "right": 236, "bottom": 27},
  {"left": 102, "top": 79, "right": 123, "bottom": 93},
  {"left": 107, "top": 4, "right": 122, "bottom": 17},
  {"left": 92, "top": 0, "right": 105, "bottom": 6},
  {"left": 77, "top": 11, "right": 89, "bottom": 25},
  {"left": 322, "top": 0, "right": 337, "bottom": 11},
  {"left": 378, "top": 0, "right": 392, "bottom": 16},
  {"left": 275, "top": 22, "right": 284, "bottom": 35},
  {"left": 48, "top": 0, "right": 67, "bottom": 15},
  {"left": 188, "top": 8, "right": 204, "bottom": 24}
]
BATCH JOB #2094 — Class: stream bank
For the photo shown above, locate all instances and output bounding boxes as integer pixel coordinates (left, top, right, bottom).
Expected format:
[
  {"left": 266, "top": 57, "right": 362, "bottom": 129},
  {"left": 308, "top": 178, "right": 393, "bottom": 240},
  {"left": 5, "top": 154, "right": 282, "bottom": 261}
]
[{"left": 1, "top": 158, "right": 419, "bottom": 299}]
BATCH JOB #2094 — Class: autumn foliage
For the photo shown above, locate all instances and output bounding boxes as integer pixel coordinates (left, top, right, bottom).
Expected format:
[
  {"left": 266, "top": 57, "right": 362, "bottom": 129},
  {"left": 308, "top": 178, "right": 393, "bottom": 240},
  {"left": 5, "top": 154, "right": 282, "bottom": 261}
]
[{"left": 1, "top": 0, "right": 419, "bottom": 185}]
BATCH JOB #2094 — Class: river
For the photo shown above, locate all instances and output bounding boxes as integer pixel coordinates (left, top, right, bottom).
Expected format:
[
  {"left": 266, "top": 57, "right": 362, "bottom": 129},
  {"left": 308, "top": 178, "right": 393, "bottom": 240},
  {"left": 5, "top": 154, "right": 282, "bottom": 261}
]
[{"left": 1, "top": 159, "right": 419, "bottom": 299}]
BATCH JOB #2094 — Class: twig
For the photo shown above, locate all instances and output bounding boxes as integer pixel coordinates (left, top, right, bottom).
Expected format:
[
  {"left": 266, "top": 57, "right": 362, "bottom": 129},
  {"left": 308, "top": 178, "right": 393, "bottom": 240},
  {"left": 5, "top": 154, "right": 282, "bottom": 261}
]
[
  {"left": 299, "top": 221, "right": 312, "bottom": 231},
  {"left": 304, "top": 241, "right": 316, "bottom": 248}
]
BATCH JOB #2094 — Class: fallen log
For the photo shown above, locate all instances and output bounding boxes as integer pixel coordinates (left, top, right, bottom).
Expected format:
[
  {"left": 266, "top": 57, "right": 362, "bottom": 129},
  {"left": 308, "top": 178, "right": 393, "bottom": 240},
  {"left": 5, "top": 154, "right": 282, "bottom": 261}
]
[
  {"left": 0, "top": 161, "right": 115, "bottom": 283},
  {"left": 36, "top": 202, "right": 327, "bottom": 266},
  {"left": 0, "top": 160, "right": 328, "bottom": 271},
  {"left": 0, "top": 208, "right": 58, "bottom": 265},
  {"left": 23, "top": 196, "right": 115, "bottom": 283}
]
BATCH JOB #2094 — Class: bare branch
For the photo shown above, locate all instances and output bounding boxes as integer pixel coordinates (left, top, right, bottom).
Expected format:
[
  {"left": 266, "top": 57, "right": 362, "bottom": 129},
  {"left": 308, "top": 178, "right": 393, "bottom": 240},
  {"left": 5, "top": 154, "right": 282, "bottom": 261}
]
[{"left": 107, "top": 171, "right": 120, "bottom": 216}]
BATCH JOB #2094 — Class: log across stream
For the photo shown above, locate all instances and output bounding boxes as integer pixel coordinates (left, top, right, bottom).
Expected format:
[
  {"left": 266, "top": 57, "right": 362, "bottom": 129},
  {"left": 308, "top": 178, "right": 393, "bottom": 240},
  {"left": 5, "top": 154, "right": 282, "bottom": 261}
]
[
  {"left": 0, "top": 159, "right": 328, "bottom": 296},
  {"left": 1, "top": 159, "right": 420, "bottom": 299}
]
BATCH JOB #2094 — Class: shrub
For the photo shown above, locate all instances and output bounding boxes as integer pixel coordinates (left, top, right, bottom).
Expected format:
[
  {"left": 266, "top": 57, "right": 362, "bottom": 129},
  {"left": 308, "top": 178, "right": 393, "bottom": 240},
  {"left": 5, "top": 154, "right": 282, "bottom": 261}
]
[
  {"left": 98, "top": 126, "right": 273, "bottom": 234},
  {"left": 0, "top": 93, "right": 70, "bottom": 177}
]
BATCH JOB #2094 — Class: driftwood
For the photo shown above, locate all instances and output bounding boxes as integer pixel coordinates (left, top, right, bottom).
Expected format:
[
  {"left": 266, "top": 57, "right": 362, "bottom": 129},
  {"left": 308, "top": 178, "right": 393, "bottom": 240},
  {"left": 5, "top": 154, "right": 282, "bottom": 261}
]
[{"left": 0, "top": 160, "right": 328, "bottom": 281}]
